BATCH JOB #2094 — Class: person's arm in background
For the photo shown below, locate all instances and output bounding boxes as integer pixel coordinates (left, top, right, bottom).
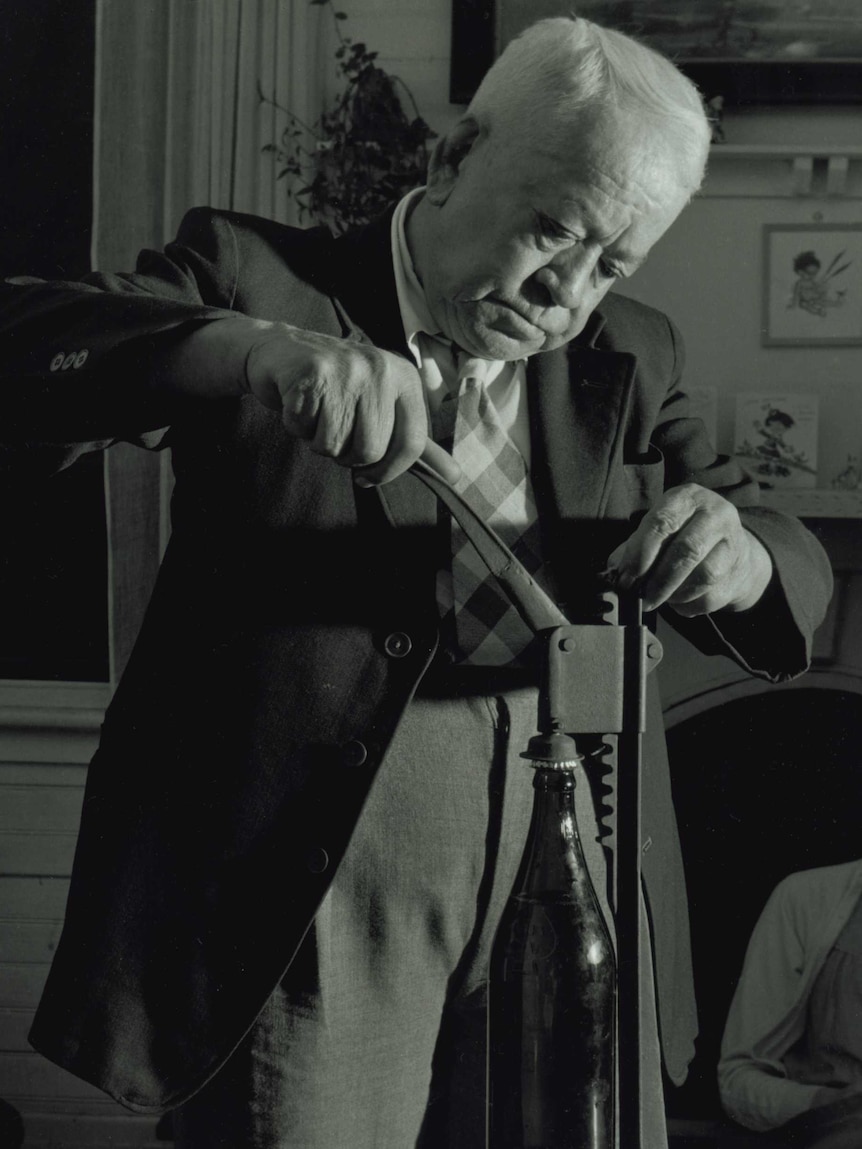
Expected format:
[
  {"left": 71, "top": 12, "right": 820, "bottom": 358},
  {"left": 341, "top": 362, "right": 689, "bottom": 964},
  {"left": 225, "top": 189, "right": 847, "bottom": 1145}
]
[{"left": 719, "top": 875, "right": 830, "bottom": 1131}]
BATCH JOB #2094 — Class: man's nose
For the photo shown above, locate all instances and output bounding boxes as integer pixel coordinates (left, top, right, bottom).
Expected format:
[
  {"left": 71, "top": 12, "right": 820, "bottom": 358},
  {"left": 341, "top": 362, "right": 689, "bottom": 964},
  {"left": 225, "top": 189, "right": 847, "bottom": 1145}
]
[{"left": 533, "top": 246, "right": 598, "bottom": 310}]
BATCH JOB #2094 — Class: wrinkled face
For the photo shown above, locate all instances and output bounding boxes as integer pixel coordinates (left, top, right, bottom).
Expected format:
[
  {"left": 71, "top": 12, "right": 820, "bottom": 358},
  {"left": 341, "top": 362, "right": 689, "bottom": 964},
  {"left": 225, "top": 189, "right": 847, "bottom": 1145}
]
[{"left": 411, "top": 110, "right": 691, "bottom": 359}]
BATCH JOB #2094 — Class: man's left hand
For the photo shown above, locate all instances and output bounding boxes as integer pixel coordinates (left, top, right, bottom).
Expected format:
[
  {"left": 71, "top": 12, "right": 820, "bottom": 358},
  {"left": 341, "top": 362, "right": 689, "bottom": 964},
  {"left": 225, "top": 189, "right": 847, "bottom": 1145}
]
[{"left": 605, "top": 483, "right": 773, "bottom": 616}]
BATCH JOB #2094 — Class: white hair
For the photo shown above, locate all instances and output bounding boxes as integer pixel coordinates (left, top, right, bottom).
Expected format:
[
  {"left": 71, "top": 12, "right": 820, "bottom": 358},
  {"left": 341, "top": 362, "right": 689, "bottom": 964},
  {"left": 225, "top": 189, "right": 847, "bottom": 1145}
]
[{"left": 467, "top": 16, "right": 711, "bottom": 195}]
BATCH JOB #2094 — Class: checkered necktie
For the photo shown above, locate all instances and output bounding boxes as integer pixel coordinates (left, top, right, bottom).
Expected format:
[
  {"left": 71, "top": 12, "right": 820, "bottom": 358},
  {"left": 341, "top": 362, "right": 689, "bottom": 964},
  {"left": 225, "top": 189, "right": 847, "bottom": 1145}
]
[{"left": 433, "top": 353, "right": 546, "bottom": 665}]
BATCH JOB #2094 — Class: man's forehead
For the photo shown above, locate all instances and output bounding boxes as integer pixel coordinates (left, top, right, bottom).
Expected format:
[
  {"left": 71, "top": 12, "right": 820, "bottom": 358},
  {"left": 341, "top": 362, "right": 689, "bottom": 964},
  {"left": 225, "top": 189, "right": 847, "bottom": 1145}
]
[
  {"left": 524, "top": 109, "right": 687, "bottom": 204},
  {"left": 543, "top": 163, "right": 685, "bottom": 245}
]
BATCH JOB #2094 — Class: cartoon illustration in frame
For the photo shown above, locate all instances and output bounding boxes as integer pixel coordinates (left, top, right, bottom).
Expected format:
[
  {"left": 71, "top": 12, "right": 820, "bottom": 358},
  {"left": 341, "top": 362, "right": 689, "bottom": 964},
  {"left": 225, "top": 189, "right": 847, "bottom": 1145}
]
[{"left": 762, "top": 224, "right": 862, "bottom": 347}]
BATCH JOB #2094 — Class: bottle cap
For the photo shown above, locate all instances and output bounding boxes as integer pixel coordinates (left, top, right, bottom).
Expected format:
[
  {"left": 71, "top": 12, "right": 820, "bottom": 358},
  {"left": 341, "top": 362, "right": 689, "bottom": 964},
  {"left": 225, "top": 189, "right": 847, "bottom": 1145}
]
[{"left": 520, "top": 730, "right": 582, "bottom": 769}]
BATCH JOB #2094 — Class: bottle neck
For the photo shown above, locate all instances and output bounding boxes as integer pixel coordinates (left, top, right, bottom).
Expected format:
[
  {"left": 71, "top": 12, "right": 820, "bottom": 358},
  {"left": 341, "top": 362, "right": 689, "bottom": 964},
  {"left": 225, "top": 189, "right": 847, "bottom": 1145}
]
[{"left": 513, "top": 767, "right": 590, "bottom": 898}]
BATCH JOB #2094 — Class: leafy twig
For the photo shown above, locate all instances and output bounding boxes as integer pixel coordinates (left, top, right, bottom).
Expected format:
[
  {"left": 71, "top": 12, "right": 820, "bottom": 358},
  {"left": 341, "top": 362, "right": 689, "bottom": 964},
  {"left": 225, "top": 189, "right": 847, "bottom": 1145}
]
[{"left": 261, "top": 0, "right": 435, "bottom": 233}]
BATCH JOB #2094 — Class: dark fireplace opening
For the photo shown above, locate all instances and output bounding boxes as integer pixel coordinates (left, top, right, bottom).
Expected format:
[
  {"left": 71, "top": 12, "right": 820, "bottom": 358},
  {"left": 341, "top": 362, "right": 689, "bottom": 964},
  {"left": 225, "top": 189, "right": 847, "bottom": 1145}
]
[{"left": 663, "top": 687, "right": 862, "bottom": 1123}]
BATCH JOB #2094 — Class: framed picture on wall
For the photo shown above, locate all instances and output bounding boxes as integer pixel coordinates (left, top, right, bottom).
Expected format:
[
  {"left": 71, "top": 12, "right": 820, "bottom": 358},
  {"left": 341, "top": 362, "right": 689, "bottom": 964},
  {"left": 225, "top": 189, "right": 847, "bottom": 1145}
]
[
  {"left": 450, "top": 0, "right": 862, "bottom": 104},
  {"left": 762, "top": 224, "right": 862, "bottom": 347}
]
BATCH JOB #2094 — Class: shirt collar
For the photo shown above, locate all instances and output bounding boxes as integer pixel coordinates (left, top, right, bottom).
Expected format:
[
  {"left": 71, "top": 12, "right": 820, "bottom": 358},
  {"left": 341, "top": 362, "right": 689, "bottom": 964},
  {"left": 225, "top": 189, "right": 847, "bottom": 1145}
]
[{"left": 391, "top": 188, "right": 443, "bottom": 368}]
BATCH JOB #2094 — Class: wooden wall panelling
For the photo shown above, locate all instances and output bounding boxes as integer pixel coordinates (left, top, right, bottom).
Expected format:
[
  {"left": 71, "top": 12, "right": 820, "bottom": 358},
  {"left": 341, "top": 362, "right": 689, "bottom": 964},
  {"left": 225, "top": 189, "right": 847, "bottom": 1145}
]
[{"left": 0, "top": 748, "right": 161, "bottom": 1145}]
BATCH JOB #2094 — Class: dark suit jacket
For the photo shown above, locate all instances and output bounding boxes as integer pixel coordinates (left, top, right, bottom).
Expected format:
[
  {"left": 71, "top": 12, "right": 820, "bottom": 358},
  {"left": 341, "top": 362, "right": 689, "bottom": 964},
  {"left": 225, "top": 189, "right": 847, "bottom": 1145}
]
[{"left": 1, "top": 207, "right": 832, "bottom": 1112}]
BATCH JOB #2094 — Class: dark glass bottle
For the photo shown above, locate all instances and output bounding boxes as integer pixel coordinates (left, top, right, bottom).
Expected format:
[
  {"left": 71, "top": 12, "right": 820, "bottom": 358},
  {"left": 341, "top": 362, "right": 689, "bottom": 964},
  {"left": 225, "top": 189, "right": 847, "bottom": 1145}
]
[{"left": 488, "top": 733, "right": 616, "bottom": 1149}]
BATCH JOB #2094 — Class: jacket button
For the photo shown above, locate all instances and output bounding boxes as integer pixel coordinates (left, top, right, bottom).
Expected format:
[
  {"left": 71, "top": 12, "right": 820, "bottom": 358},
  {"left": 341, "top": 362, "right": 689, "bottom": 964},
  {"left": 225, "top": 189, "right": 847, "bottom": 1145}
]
[
  {"left": 50, "top": 352, "right": 65, "bottom": 372},
  {"left": 342, "top": 739, "right": 367, "bottom": 767},
  {"left": 305, "top": 847, "right": 329, "bottom": 874},
  {"left": 383, "top": 631, "right": 412, "bottom": 658}
]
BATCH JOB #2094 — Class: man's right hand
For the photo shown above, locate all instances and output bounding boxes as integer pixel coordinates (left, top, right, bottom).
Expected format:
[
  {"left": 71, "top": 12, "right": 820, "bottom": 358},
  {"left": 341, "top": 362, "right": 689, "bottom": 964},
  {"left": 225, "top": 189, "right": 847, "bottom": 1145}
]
[{"left": 159, "top": 317, "right": 460, "bottom": 487}]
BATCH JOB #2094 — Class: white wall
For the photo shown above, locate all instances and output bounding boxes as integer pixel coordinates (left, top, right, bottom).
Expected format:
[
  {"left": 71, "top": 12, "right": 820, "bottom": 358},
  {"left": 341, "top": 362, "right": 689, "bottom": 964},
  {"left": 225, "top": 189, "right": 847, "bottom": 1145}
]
[{"left": 617, "top": 141, "right": 862, "bottom": 486}]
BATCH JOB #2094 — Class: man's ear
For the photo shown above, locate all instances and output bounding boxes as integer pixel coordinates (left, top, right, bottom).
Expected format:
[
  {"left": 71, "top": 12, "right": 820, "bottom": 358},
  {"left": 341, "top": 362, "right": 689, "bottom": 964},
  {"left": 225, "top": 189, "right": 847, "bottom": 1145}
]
[{"left": 425, "top": 116, "right": 482, "bottom": 206}]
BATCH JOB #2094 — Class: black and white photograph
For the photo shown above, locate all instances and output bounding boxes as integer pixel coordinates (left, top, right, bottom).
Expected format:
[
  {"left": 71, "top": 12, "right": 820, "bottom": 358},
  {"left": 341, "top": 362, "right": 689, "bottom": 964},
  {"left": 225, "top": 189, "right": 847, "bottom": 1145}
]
[{"left": 1, "top": 3, "right": 860, "bottom": 1148}]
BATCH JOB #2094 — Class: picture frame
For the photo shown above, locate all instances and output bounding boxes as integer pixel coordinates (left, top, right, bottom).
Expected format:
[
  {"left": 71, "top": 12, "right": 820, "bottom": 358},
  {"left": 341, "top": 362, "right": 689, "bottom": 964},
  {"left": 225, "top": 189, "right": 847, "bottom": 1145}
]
[
  {"left": 734, "top": 393, "right": 819, "bottom": 488},
  {"left": 450, "top": 0, "right": 862, "bottom": 105},
  {"left": 762, "top": 224, "right": 862, "bottom": 347}
]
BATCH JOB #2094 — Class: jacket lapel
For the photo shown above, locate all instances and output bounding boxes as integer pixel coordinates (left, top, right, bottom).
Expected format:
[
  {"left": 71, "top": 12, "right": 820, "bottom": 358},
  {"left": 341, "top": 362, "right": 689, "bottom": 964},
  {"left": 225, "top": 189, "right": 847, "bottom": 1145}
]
[
  {"left": 327, "top": 211, "right": 438, "bottom": 533},
  {"left": 327, "top": 209, "right": 410, "bottom": 356},
  {"left": 527, "top": 324, "right": 639, "bottom": 609},
  {"left": 529, "top": 330, "right": 638, "bottom": 524}
]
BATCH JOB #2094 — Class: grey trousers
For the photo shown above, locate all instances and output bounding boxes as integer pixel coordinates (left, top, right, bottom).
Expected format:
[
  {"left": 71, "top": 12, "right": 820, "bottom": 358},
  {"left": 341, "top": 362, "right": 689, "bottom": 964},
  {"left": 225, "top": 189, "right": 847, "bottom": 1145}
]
[{"left": 174, "top": 687, "right": 668, "bottom": 1148}]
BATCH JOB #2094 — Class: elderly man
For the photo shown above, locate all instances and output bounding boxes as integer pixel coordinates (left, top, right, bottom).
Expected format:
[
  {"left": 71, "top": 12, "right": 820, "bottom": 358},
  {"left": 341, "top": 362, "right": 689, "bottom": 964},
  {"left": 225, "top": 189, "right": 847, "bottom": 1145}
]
[{"left": 2, "top": 15, "right": 830, "bottom": 1149}]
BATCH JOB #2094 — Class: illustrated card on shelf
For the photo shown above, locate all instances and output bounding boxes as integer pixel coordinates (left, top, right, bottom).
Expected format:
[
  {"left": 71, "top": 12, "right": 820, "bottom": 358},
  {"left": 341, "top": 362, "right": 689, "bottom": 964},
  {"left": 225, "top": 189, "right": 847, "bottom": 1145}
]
[{"left": 734, "top": 394, "right": 819, "bottom": 488}]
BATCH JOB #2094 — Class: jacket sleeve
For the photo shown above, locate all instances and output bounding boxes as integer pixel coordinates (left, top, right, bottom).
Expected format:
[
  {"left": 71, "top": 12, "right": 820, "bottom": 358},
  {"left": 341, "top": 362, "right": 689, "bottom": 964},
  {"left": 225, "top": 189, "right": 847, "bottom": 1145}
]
[
  {"left": 648, "top": 315, "right": 832, "bottom": 682},
  {"left": 718, "top": 876, "right": 824, "bottom": 1131},
  {"left": 0, "top": 208, "right": 245, "bottom": 473}
]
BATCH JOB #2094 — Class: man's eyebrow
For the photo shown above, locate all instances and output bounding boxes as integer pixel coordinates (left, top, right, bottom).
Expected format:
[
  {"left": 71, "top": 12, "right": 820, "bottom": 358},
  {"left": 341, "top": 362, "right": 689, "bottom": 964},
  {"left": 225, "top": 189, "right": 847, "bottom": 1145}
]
[
  {"left": 537, "top": 205, "right": 649, "bottom": 272},
  {"left": 535, "top": 210, "right": 581, "bottom": 240}
]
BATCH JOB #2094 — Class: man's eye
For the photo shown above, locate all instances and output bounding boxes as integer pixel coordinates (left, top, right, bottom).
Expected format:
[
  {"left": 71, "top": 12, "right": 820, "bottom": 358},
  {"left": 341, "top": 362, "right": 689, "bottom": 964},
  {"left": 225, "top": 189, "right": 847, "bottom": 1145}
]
[
  {"left": 534, "top": 232, "right": 553, "bottom": 253},
  {"left": 535, "top": 229, "right": 562, "bottom": 254},
  {"left": 598, "top": 259, "right": 621, "bottom": 280},
  {"left": 534, "top": 213, "right": 571, "bottom": 250}
]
